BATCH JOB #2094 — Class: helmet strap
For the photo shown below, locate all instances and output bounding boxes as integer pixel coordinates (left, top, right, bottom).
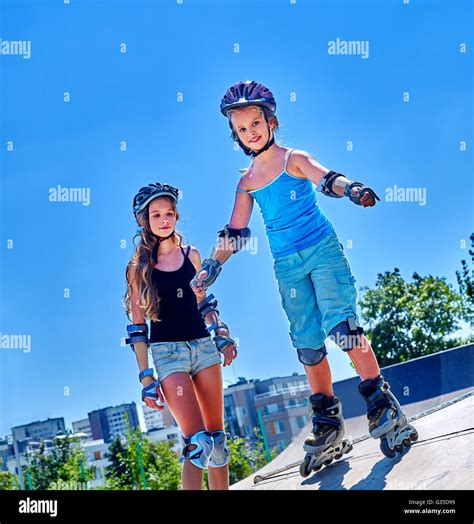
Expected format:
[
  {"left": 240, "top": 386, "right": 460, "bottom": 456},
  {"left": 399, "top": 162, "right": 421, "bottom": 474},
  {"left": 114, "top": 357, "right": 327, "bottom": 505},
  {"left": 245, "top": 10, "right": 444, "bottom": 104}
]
[{"left": 151, "top": 230, "right": 175, "bottom": 263}]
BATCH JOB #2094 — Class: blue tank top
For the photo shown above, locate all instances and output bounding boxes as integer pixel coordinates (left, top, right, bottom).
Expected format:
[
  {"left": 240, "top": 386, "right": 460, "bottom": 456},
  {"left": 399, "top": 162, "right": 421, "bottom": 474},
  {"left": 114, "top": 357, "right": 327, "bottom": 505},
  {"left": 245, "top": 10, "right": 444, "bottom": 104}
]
[{"left": 237, "top": 149, "right": 333, "bottom": 258}]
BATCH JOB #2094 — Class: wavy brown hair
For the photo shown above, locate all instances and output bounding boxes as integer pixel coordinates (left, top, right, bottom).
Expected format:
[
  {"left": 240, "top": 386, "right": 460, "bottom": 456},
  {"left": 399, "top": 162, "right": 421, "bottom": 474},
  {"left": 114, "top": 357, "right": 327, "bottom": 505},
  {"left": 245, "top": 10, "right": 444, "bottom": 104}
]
[{"left": 124, "top": 196, "right": 183, "bottom": 323}]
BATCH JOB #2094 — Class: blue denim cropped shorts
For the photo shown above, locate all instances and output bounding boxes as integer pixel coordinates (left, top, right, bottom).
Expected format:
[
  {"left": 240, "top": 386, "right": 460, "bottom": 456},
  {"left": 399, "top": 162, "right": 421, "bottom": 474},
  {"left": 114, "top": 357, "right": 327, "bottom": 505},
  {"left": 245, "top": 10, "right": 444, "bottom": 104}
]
[
  {"left": 273, "top": 228, "right": 361, "bottom": 351},
  {"left": 150, "top": 336, "right": 222, "bottom": 383}
]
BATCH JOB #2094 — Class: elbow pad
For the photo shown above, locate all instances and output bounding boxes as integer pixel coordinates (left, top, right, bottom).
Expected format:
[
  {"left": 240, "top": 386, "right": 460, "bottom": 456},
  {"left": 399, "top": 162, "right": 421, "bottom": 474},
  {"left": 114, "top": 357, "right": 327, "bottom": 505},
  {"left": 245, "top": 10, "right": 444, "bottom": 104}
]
[
  {"left": 316, "top": 171, "right": 347, "bottom": 198},
  {"left": 126, "top": 323, "right": 149, "bottom": 352},
  {"left": 198, "top": 293, "right": 220, "bottom": 319},
  {"left": 217, "top": 224, "right": 251, "bottom": 253}
]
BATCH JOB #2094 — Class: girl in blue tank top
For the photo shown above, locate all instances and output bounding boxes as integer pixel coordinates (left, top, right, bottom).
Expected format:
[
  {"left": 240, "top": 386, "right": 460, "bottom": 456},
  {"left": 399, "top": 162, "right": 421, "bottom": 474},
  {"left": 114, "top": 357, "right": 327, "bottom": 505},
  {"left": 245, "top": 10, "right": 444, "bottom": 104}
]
[
  {"left": 238, "top": 147, "right": 333, "bottom": 257},
  {"left": 192, "top": 81, "right": 417, "bottom": 468}
]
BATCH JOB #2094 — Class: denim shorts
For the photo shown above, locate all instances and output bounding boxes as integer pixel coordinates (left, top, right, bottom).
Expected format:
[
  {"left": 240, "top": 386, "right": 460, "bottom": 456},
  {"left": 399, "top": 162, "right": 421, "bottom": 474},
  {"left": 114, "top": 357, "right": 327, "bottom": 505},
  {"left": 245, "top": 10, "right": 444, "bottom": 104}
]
[
  {"left": 273, "top": 228, "right": 360, "bottom": 351},
  {"left": 149, "top": 336, "right": 222, "bottom": 383}
]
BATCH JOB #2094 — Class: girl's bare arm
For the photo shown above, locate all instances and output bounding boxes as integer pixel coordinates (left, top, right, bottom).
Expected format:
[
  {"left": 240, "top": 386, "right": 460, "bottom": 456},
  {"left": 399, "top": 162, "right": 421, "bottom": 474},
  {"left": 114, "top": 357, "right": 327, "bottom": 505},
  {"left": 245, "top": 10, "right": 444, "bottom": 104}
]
[
  {"left": 127, "top": 267, "right": 154, "bottom": 383},
  {"left": 211, "top": 185, "right": 254, "bottom": 265},
  {"left": 291, "top": 150, "right": 378, "bottom": 204}
]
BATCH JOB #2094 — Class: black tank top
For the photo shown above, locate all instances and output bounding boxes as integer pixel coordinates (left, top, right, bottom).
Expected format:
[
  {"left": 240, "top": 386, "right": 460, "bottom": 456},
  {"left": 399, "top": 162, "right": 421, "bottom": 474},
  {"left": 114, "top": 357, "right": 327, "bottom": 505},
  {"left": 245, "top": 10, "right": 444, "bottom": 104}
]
[{"left": 149, "top": 245, "right": 209, "bottom": 343}]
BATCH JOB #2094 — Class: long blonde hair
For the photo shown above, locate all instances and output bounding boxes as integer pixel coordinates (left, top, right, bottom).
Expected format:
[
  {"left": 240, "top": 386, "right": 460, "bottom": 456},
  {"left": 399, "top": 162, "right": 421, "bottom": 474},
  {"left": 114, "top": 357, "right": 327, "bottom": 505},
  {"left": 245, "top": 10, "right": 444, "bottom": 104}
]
[{"left": 124, "top": 196, "right": 183, "bottom": 322}]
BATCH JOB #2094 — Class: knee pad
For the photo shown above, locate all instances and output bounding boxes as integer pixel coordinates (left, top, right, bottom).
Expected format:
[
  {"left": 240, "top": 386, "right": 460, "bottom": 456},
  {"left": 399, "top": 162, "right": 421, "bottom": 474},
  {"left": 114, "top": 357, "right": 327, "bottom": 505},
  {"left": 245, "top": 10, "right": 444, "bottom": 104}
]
[
  {"left": 181, "top": 430, "right": 214, "bottom": 469},
  {"left": 327, "top": 316, "right": 364, "bottom": 351},
  {"left": 208, "top": 430, "right": 230, "bottom": 468},
  {"left": 297, "top": 346, "right": 327, "bottom": 366}
]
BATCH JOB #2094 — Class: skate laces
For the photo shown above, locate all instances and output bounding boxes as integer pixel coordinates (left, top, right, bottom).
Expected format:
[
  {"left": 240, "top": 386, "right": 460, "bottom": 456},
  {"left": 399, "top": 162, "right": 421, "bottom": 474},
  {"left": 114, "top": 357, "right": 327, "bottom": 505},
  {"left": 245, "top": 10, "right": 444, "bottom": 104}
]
[
  {"left": 312, "top": 413, "right": 340, "bottom": 436},
  {"left": 367, "top": 391, "right": 394, "bottom": 418}
]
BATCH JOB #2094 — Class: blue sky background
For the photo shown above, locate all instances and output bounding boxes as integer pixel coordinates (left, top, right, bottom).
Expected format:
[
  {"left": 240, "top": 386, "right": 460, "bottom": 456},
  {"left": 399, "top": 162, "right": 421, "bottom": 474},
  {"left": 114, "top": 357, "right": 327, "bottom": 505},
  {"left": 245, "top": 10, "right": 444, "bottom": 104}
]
[{"left": 1, "top": 0, "right": 472, "bottom": 436}]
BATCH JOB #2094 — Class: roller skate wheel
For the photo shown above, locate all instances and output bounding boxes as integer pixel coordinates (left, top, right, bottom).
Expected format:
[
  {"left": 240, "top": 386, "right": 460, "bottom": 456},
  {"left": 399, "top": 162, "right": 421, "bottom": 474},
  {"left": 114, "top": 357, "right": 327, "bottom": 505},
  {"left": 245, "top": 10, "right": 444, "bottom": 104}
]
[
  {"left": 323, "top": 458, "right": 333, "bottom": 466},
  {"left": 394, "top": 444, "right": 403, "bottom": 453},
  {"left": 313, "top": 463, "right": 323, "bottom": 472},
  {"left": 409, "top": 428, "right": 419, "bottom": 442},
  {"left": 334, "top": 453, "right": 343, "bottom": 460},
  {"left": 299, "top": 455, "right": 313, "bottom": 478},
  {"left": 402, "top": 438, "right": 411, "bottom": 448},
  {"left": 380, "top": 438, "right": 396, "bottom": 459}
]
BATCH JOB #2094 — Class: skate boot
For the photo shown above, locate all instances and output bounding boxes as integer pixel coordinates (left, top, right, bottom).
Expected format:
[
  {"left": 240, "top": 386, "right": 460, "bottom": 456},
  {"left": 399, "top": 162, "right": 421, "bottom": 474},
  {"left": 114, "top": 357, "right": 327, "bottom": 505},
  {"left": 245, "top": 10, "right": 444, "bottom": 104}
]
[
  {"left": 300, "top": 393, "right": 353, "bottom": 477},
  {"left": 358, "top": 375, "right": 418, "bottom": 458}
]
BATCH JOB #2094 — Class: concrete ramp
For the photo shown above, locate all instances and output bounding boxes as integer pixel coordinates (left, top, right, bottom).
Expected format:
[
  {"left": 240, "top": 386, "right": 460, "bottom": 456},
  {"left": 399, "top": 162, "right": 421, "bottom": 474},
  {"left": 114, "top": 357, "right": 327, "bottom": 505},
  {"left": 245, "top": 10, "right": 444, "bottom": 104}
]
[{"left": 231, "top": 390, "right": 474, "bottom": 490}]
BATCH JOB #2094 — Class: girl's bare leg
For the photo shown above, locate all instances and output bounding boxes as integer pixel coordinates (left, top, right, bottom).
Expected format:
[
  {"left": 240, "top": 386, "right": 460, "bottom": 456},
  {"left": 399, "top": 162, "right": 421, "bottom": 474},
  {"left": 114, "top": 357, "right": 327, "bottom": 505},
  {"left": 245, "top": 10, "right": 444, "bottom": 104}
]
[
  {"left": 192, "top": 363, "right": 229, "bottom": 490},
  {"left": 303, "top": 357, "right": 335, "bottom": 397},
  {"left": 160, "top": 372, "right": 207, "bottom": 490},
  {"left": 303, "top": 334, "right": 380, "bottom": 397},
  {"left": 348, "top": 335, "right": 381, "bottom": 380}
]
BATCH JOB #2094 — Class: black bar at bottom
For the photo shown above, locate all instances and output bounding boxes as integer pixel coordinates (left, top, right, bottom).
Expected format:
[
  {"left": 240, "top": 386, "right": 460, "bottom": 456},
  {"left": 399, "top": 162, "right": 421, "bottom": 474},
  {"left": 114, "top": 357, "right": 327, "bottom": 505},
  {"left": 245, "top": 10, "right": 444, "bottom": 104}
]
[{"left": 0, "top": 489, "right": 472, "bottom": 523}]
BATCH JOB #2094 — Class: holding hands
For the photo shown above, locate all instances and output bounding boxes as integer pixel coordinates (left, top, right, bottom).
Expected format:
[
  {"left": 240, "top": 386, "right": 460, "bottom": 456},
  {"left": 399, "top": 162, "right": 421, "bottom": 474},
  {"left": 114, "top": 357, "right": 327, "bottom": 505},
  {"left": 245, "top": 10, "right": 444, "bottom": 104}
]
[{"left": 190, "top": 258, "right": 222, "bottom": 294}]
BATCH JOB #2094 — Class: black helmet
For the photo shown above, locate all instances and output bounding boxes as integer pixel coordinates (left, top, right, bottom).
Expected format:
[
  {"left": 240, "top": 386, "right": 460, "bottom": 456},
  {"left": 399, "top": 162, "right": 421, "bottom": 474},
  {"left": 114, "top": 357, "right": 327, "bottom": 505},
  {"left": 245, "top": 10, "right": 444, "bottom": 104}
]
[
  {"left": 220, "top": 80, "right": 276, "bottom": 117},
  {"left": 132, "top": 183, "right": 179, "bottom": 221}
]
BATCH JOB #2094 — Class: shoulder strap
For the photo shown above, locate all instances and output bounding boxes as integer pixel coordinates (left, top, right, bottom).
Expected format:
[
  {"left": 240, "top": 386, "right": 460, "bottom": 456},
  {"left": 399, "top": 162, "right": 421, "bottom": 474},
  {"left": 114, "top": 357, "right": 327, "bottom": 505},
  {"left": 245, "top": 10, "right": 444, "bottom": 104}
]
[
  {"left": 186, "top": 245, "right": 191, "bottom": 257},
  {"left": 284, "top": 148, "right": 294, "bottom": 173}
]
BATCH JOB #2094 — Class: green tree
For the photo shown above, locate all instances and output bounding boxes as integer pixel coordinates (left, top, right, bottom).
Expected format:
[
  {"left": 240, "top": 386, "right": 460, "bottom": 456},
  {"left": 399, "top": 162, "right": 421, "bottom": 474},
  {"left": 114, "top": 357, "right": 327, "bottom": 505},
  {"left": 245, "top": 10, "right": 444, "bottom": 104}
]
[
  {"left": 0, "top": 471, "right": 18, "bottom": 490},
  {"left": 103, "top": 436, "right": 134, "bottom": 490},
  {"left": 456, "top": 232, "right": 474, "bottom": 330},
  {"left": 23, "top": 434, "right": 94, "bottom": 490},
  {"left": 359, "top": 268, "right": 468, "bottom": 366},
  {"left": 227, "top": 435, "right": 253, "bottom": 484},
  {"left": 247, "top": 427, "right": 279, "bottom": 469},
  {"left": 23, "top": 441, "right": 56, "bottom": 490},
  {"left": 55, "top": 444, "right": 95, "bottom": 488},
  {"left": 104, "top": 426, "right": 144, "bottom": 490},
  {"left": 104, "top": 424, "right": 181, "bottom": 490},
  {"left": 0, "top": 457, "right": 20, "bottom": 490},
  {"left": 141, "top": 439, "right": 181, "bottom": 490}
]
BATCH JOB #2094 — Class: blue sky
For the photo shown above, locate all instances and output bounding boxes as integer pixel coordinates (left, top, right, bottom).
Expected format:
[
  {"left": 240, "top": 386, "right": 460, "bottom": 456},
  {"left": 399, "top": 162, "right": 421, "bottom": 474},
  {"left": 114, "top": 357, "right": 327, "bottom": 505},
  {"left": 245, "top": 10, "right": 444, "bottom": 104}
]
[{"left": 1, "top": 0, "right": 472, "bottom": 436}]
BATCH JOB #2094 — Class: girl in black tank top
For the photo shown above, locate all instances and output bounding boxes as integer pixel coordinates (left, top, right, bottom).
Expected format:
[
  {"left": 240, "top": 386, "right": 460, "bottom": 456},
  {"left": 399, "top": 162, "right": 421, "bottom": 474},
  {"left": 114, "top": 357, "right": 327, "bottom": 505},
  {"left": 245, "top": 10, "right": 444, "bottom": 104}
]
[
  {"left": 150, "top": 245, "right": 209, "bottom": 343},
  {"left": 124, "top": 182, "right": 238, "bottom": 490}
]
